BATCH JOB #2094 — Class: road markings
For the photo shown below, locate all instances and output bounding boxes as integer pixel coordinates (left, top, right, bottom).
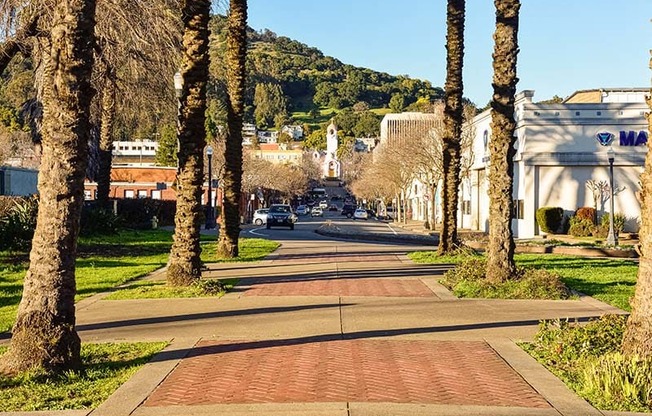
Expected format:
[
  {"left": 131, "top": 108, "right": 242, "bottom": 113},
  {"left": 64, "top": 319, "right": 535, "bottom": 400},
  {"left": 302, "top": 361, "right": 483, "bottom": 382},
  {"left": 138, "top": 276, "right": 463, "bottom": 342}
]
[{"left": 248, "top": 227, "right": 268, "bottom": 236}]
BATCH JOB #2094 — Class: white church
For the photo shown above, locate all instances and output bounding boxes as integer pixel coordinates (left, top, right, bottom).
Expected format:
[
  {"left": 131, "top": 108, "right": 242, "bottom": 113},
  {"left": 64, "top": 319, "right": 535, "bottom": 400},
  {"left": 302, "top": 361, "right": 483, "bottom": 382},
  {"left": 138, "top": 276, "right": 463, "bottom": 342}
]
[{"left": 312, "top": 120, "right": 341, "bottom": 179}]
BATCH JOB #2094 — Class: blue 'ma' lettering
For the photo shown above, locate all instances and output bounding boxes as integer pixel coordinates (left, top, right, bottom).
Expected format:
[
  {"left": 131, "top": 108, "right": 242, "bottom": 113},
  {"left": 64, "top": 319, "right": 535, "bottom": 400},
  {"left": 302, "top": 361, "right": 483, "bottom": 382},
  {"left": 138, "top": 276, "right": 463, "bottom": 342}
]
[
  {"left": 636, "top": 131, "right": 648, "bottom": 146},
  {"left": 620, "top": 131, "right": 636, "bottom": 146}
]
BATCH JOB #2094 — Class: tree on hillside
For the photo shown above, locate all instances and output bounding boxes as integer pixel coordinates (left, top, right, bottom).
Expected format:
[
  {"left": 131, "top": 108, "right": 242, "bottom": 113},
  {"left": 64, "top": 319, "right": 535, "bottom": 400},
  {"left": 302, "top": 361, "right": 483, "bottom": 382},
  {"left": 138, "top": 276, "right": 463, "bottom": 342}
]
[
  {"left": 622, "top": 52, "right": 652, "bottom": 358},
  {"left": 0, "top": 0, "right": 97, "bottom": 375},
  {"left": 154, "top": 124, "right": 178, "bottom": 166},
  {"left": 486, "top": 0, "right": 520, "bottom": 283},
  {"left": 439, "top": 0, "right": 466, "bottom": 254},
  {"left": 253, "top": 82, "right": 287, "bottom": 128},
  {"left": 167, "top": 0, "right": 211, "bottom": 286},
  {"left": 217, "top": 0, "right": 248, "bottom": 258}
]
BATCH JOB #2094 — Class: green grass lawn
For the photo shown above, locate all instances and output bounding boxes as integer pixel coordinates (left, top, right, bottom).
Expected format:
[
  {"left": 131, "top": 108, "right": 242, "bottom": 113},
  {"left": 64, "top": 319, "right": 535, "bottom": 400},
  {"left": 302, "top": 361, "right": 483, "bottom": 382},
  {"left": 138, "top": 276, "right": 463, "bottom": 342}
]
[
  {"left": 0, "top": 230, "right": 279, "bottom": 332},
  {"left": 408, "top": 251, "right": 638, "bottom": 311},
  {"left": 0, "top": 342, "right": 166, "bottom": 412},
  {"left": 105, "top": 278, "right": 240, "bottom": 300}
]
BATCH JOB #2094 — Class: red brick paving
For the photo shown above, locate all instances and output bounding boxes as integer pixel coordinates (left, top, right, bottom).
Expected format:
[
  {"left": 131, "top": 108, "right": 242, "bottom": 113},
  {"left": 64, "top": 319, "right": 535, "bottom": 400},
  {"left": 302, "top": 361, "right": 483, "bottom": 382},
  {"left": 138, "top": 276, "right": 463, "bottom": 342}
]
[
  {"left": 243, "top": 278, "right": 436, "bottom": 297},
  {"left": 145, "top": 339, "right": 550, "bottom": 408},
  {"left": 272, "top": 253, "right": 400, "bottom": 264}
]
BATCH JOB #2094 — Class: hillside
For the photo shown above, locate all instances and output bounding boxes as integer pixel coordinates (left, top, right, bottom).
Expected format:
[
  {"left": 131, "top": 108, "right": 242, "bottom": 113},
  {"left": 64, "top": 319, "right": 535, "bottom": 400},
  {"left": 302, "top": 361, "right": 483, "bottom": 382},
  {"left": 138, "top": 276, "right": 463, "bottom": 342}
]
[{"left": 208, "top": 16, "right": 444, "bottom": 127}]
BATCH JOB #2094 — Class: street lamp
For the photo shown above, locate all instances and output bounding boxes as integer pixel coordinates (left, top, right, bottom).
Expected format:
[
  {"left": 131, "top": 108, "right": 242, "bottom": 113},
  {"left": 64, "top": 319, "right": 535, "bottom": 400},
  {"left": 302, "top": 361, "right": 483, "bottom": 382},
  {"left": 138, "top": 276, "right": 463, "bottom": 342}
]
[
  {"left": 206, "top": 145, "right": 214, "bottom": 230},
  {"left": 606, "top": 147, "right": 618, "bottom": 246}
]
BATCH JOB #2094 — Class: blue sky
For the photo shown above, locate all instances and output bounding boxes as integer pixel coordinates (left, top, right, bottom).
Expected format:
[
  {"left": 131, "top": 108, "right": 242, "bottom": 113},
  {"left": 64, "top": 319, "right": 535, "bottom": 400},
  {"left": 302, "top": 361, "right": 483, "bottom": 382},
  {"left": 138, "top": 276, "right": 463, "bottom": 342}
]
[{"left": 240, "top": 0, "right": 651, "bottom": 107}]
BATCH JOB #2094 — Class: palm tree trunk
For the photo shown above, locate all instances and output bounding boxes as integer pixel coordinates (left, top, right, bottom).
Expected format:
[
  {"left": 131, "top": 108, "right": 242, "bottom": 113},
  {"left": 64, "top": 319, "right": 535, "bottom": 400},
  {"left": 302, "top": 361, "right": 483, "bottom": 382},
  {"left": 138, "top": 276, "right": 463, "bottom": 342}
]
[
  {"left": 217, "top": 0, "right": 248, "bottom": 258},
  {"left": 486, "top": 0, "right": 520, "bottom": 283},
  {"left": 96, "top": 68, "right": 116, "bottom": 208},
  {"left": 0, "top": 0, "right": 96, "bottom": 376},
  {"left": 622, "top": 64, "right": 652, "bottom": 358},
  {"left": 167, "top": 0, "right": 211, "bottom": 286},
  {"left": 439, "top": 0, "right": 465, "bottom": 254}
]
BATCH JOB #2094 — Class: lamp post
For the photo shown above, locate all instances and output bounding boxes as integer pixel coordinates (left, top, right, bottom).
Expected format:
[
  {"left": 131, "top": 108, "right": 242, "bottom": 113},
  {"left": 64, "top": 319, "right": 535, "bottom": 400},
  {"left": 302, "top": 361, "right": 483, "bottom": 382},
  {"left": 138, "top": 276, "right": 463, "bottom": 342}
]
[
  {"left": 206, "top": 145, "right": 214, "bottom": 229},
  {"left": 606, "top": 147, "right": 618, "bottom": 246}
]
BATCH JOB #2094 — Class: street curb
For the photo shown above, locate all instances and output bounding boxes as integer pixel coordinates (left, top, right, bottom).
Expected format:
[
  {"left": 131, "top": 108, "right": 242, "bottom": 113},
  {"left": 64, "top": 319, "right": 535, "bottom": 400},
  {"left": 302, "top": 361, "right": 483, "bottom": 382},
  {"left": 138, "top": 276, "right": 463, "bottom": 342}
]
[
  {"left": 89, "top": 337, "right": 199, "bottom": 416},
  {"left": 488, "top": 338, "right": 602, "bottom": 416},
  {"left": 315, "top": 228, "right": 438, "bottom": 246}
]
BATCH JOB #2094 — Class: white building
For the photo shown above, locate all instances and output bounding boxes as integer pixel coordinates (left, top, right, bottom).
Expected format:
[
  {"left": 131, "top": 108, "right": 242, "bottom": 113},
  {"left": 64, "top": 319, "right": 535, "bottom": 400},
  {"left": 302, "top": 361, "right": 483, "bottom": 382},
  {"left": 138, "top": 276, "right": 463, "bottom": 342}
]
[{"left": 465, "top": 89, "right": 648, "bottom": 238}]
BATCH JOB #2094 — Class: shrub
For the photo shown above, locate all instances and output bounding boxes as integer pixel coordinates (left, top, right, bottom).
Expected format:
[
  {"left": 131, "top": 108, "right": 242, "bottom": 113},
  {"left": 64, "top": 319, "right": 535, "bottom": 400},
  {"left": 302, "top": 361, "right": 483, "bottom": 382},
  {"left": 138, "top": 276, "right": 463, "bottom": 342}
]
[
  {"left": 440, "top": 257, "right": 571, "bottom": 300},
  {"left": 536, "top": 206, "right": 564, "bottom": 233},
  {"left": 581, "top": 353, "right": 652, "bottom": 412},
  {"left": 116, "top": 198, "right": 176, "bottom": 228},
  {"left": 80, "top": 207, "right": 123, "bottom": 236},
  {"left": 0, "top": 196, "right": 38, "bottom": 251},
  {"left": 568, "top": 216, "right": 593, "bottom": 237},
  {"left": 600, "top": 213, "right": 627, "bottom": 234},
  {"left": 575, "top": 207, "right": 596, "bottom": 223}
]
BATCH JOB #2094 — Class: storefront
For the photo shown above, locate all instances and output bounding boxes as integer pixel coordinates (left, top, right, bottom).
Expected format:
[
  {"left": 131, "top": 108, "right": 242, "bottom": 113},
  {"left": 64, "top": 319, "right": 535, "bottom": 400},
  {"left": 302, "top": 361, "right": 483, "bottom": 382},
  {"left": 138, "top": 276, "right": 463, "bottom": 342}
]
[{"left": 466, "top": 89, "right": 648, "bottom": 238}]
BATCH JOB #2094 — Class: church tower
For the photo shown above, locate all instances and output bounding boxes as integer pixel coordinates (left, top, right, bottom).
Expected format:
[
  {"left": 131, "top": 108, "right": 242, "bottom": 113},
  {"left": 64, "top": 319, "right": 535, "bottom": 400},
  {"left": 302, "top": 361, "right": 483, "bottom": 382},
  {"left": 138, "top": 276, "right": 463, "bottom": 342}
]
[{"left": 324, "top": 120, "right": 341, "bottom": 179}]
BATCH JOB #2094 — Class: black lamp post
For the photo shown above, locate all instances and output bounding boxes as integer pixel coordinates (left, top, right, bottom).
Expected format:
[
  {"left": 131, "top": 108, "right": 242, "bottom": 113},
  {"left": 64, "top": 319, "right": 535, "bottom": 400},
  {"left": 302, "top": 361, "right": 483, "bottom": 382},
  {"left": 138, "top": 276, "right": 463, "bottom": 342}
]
[
  {"left": 606, "top": 147, "right": 617, "bottom": 246},
  {"left": 206, "top": 145, "right": 214, "bottom": 229}
]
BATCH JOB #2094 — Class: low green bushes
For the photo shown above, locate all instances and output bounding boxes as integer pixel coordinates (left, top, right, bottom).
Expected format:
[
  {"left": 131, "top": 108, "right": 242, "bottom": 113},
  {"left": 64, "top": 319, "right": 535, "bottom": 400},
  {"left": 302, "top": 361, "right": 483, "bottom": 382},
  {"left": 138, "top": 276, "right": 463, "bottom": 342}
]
[
  {"left": 536, "top": 206, "right": 564, "bottom": 233},
  {"left": 440, "top": 257, "right": 572, "bottom": 300},
  {"left": 0, "top": 196, "right": 38, "bottom": 251},
  {"left": 523, "top": 315, "right": 652, "bottom": 412}
]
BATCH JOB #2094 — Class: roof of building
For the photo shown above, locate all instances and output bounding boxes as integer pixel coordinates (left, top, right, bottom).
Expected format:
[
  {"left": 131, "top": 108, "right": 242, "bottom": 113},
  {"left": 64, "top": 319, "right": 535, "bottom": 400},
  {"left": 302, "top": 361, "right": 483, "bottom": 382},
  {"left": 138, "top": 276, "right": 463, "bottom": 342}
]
[{"left": 564, "top": 88, "right": 649, "bottom": 104}]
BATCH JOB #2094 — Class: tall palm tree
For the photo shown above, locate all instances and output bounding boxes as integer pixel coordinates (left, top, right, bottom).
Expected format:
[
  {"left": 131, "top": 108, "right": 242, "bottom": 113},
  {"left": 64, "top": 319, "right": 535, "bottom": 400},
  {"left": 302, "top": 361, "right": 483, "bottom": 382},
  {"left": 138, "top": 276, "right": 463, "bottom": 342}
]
[
  {"left": 622, "top": 54, "right": 652, "bottom": 358},
  {"left": 217, "top": 0, "right": 247, "bottom": 258},
  {"left": 167, "top": 0, "right": 211, "bottom": 286},
  {"left": 486, "top": 0, "right": 520, "bottom": 283},
  {"left": 0, "top": 0, "right": 97, "bottom": 375},
  {"left": 438, "top": 0, "right": 465, "bottom": 255}
]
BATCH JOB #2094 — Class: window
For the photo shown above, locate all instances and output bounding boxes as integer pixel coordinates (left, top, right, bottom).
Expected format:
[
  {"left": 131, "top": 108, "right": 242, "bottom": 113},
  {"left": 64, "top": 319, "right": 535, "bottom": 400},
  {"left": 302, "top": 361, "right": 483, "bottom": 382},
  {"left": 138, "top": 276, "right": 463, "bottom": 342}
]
[
  {"left": 151, "top": 190, "right": 162, "bottom": 200},
  {"left": 462, "top": 200, "right": 471, "bottom": 215},
  {"left": 575, "top": 111, "right": 581, "bottom": 116},
  {"left": 512, "top": 199, "right": 524, "bottom": 219},
  {"left": 137, "top": 190, "right": 148, "bottom": 199},
  {"left": 124, "top": 190, "right": 135, "bottom": 199},
  {"left": 596, "top": 111, "right": 602, "bottom": 116}
]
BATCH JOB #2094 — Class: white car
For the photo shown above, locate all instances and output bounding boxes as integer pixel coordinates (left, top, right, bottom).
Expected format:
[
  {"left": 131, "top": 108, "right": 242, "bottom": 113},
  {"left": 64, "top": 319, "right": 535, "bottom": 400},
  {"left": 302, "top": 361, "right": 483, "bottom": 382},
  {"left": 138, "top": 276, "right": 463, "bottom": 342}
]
[
  {"left": 353, "top": 208, "right": 368, "bottom": 220},
  {"left": 253, "top": 208, "right": 269, "bottom": 226},
  {"left": 319, "top": 200, "right": 328, "bottom": 209},
  {"left": 311, "top": 207, "right": 323, "bottom": 217},
  {"left": 296, "top": 205, "right": 310, "bottom": 215}
]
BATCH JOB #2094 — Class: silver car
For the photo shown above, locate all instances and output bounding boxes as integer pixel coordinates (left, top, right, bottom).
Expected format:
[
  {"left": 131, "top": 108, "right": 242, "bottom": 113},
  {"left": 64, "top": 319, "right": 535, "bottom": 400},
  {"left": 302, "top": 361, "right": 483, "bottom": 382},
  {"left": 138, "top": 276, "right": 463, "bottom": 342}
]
[{"left": 253, "top": 208, "right": 269, "bottom": 226}]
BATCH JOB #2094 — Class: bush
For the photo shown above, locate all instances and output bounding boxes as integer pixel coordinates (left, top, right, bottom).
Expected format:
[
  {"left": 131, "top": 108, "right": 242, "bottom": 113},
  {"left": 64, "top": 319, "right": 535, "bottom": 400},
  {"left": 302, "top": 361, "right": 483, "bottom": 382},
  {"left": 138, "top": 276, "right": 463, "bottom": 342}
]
[
  {"left": 116, "top": 198, "right": 176, "bottom": 228},
  {"left": 568, "top": 216, "right": 594, "bottom": 237},
  {"left": 581, "top": 353, "right": 652, "bottom": 412},
  {"left": 0, "top": 196, "right": 38, "bottom": 251},
  {"left": 523, "top": 315, "right": 652, "bottom": 412},
  {"left": 440, "top": 257, "right": 572, "bottom": 300},
  {"left": 575, "top": 207, "right": 596, "bottom": 223},
  {"left": 536, "top": 206, "right": 564, "bottom": 233},
  {"left": 80, "top": 206, "right": 123, "bottom": 236},
  {"left": 600, "top": 213, "right": 627, "bottom": 234}
]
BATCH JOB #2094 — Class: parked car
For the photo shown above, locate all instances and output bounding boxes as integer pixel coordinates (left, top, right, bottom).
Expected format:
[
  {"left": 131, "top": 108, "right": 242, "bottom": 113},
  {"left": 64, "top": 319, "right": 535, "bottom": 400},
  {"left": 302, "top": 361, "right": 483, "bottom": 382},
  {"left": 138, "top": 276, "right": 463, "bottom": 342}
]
[
  {"left": 253, "top": 208, "right": 269, "bottom": 226},
  {"left": 328, "top": 204, "right": 338, "bottom": 211},
  {"left": 266, "top": 204, "right": 297, "bottom": 230},
  {"left": 341, "top": 204, "right": 356, "bottom": 218},
  {"left": 311, "top": 207, "right": 323, "bottom": 217},
  {"left": 319, "top": 200, "right": 328, "bottom": 209},
  {"left": 366, "top": 208, "right": 376, "bottom": 218},
  {"left": 296, "top": 205, "right": 310, "bottom": 215},
  {"left": 353, "top": 208, "right": 369, "bottom": 220}
]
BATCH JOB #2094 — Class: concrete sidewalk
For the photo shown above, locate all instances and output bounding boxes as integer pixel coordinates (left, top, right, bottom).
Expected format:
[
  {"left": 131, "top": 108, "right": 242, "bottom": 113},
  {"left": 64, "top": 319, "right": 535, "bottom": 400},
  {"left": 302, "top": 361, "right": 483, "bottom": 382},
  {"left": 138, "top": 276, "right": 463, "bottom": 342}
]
[{"left": 3, "top": 236, "right": 635, "bottom": 416}]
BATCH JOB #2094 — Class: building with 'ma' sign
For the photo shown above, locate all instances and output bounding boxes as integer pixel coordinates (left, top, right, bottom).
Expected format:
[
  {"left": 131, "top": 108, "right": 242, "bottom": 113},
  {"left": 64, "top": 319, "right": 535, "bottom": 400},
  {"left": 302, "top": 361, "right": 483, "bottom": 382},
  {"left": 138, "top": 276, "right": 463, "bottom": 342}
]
[{"left": 464, "top": 88, "right": 648, "bottom": 238}]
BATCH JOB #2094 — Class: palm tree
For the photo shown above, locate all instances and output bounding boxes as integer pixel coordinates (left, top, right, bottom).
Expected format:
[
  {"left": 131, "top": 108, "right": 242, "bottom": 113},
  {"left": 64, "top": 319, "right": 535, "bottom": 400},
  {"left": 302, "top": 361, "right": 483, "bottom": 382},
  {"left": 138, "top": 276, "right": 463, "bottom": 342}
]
[
  {"left": 217, "top": 0, "right": 247, "bottom": 258},
  {"left": 167, "top": 0, "right": 211, "bottom": 286},
  {"left": 485, "top": 0, "right": 520, "bottom": 283},
  {"left": 438, "top": 0, "right": 465, "bottom": 254},
  {"left": 622, "top": 54, "right": 652, "bottom": 358},
  {"left": 0, "top": 0, "right": 97, "bottom": 375}
]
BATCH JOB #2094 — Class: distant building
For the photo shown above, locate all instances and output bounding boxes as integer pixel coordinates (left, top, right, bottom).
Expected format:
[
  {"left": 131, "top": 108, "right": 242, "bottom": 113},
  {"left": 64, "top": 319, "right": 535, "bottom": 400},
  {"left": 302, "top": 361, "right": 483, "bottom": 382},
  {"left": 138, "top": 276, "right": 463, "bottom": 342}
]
[
  {"left": 257, "top": 130, "right": 279, "bottom": 144},
  {"left": 354, "top": 137, "right": 378, "bottom": 152},
  {"left": 112, "top": 140, "right": 159, "bottom": 165},
  {"left": 253, "top": 143, "right": 302, "bottom": 165},
  {"left": 242, "top": 123, "right": 257, "bottom": 145},
  {"left": 281, "top": 125, "right": 304, "bottom": 140},
  {"left": 379, "top": 112, "right": 441, "bottom": 147},
  {"left": 0, "top": 166, "right": 38, "bottom": 196}
]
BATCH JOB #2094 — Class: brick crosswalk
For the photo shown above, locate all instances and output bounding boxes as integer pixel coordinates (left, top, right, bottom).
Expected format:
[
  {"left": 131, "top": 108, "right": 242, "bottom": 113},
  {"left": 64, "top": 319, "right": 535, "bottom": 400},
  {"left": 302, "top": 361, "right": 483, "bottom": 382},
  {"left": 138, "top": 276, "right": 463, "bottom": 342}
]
[
  {"left": 144, "top": 339, "right": 550, "bottom": 408},
  {"left": 272, "top": 253, "right": 400, "bottom": 264},
  {"left": 242, "top": 277, "right": 436, "bottom": 297}
]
